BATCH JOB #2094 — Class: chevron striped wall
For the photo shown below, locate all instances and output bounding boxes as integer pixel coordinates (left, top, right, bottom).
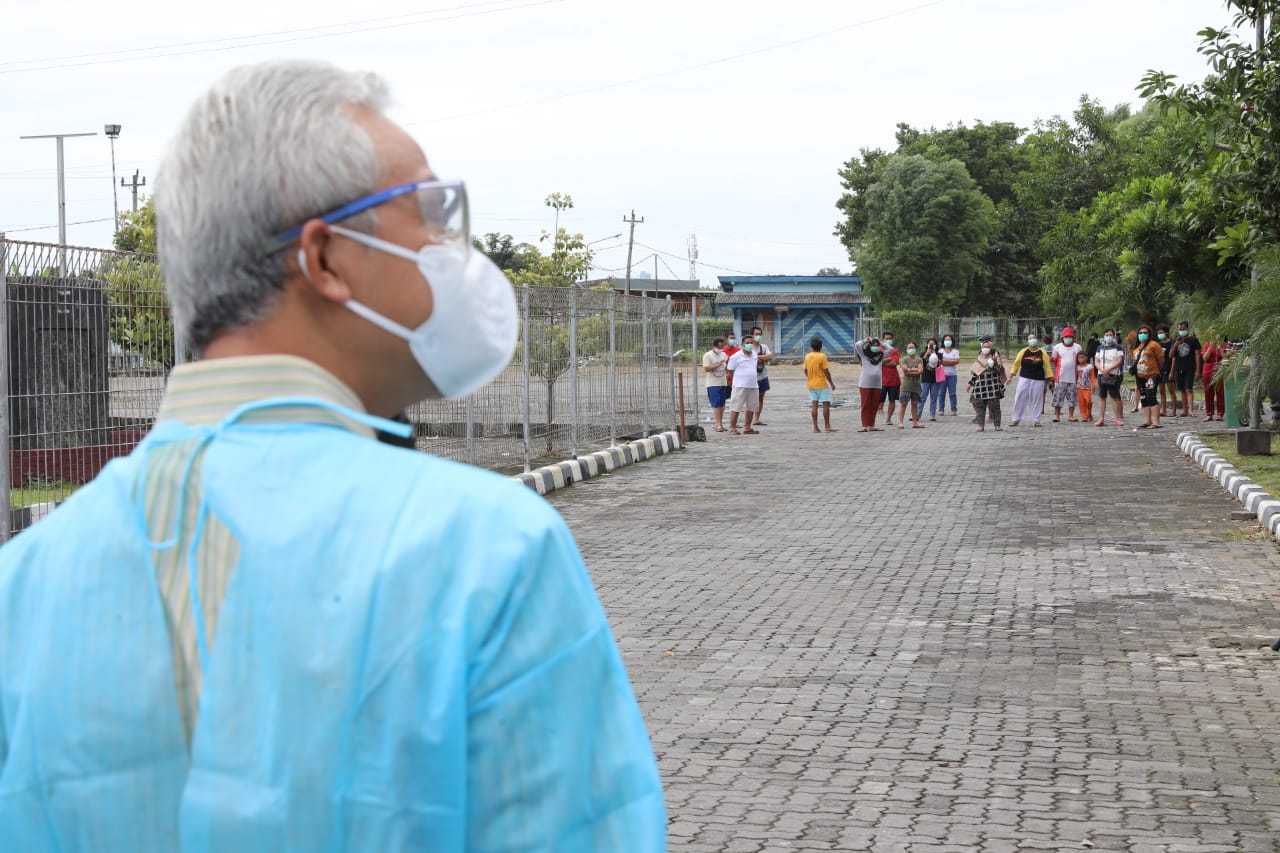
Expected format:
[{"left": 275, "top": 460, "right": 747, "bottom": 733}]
[{"left": 780, "top": 309, "right": 857, "bottom": 355}]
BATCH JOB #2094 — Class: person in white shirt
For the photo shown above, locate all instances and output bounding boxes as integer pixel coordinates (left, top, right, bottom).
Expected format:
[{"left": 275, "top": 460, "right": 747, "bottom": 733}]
[
  {"left": 1050, "top": 326, "right": 1084, "bottom": 422},
  {"left": 938, "top": 334, "right": 962, "bottom": 415},
  {"left": 750, "top": 325, "right": 775, "bottom": 425},
  {"left": 1092, "top": 328, "right": 1127, "bottom": 427},
  {"left": 726, "top": 334, "right": 761, "bottom": 435},
  {"left": 701, "top": 338, "right": 729, "bottom": 432}
]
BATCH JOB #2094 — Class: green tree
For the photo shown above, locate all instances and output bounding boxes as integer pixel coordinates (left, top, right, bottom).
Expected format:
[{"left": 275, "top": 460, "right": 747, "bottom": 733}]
[
  {"left": 105, "top": 197, "right": 175, "bottom": 368},
  {"left": 500, "top": 215, "right": 595, "bottom": 453},
  {"left": 855, "top": 154, "right": 995, "bottom": 313},
  {"left": 473, "top": 232, "right": 540, "bottom": 276}
]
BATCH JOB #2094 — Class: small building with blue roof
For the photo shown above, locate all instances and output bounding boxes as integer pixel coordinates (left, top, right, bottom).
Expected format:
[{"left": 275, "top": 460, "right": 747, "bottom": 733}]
[{"left": 715, "top": 275, "right": 869, "bottom": 356}]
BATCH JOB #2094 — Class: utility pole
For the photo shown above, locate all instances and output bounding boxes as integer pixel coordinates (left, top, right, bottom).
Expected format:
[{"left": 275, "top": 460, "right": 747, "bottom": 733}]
[
  {"left": 622, "top": 210, "right": 644, "bottom": 296},
  {"left": 687, "top": 234, "right": 698, "bottom": 281},
  {"left": 19, "top": 131, "right": 97, "bottom": 275},
  {"left": 123, "top": 169, "right": 147, "bottom": 213}
]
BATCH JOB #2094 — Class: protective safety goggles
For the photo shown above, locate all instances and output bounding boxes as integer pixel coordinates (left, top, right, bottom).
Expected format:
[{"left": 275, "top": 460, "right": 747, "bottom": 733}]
[{"left": 263, "top": 178, "right": 469, "bottom": 255}]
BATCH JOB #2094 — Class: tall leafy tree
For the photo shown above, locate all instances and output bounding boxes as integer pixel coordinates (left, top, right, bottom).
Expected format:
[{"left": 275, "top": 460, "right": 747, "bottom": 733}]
[{"left": 856, "top": 154, "right": 995, "bottom": 313}]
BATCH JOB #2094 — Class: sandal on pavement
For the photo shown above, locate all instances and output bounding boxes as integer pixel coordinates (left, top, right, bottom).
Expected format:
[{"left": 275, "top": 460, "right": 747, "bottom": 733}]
[
  {"left": 825, "top": 427, "right": 839, "bottom": 432},
  {"left": 729, "top": 429, "right": 741, "bottom": 435},
  {"left": 1094, "top": 421, "right": 1105, "bottom": 427},
  {"left": 1068, "top": 418, "right": 1079, "bottom": 422},
  {"left": 742, "top": 429, "right": 760, "bottom": 434},
  {"left": 1033, "top": 422, "right": 1043, "bottom": 427}
]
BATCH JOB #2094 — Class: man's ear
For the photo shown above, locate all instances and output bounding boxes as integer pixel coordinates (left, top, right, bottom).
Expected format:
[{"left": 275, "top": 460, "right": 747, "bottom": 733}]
[{"left": 295, "top": 219, "right": 352, "bottom": 304}]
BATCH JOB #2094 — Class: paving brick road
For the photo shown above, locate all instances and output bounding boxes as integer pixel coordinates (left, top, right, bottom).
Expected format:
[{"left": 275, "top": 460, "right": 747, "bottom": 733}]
[{"left": 549, "top": 365, "right": 1280, "bottom": 852}]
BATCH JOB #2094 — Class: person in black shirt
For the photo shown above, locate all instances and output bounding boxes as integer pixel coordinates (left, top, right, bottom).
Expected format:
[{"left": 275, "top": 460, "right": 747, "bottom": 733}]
[
  {"left": 1170, "top": 320, "right": 1202, "bottom": 417},
  {"left": 1155, "top": 323, "right": 1175, "bottom": 416}
]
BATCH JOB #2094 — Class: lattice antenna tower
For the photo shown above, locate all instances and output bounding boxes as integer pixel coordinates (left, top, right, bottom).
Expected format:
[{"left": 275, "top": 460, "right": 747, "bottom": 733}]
[{"left": 687, "top": 234, "right": 698, "bottom": 281}]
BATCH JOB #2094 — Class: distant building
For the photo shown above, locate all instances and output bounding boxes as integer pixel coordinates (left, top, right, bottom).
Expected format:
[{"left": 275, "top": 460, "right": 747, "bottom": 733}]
[
  {"left": 716, "top": 275, "right": 869, "bottom": 355},
  {"left": 581, "top": 277, "right": 723, "bottom": 315}
]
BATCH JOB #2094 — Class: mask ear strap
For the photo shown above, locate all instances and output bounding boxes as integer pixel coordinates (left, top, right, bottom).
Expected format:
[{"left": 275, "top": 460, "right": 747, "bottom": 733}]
[{"left": 297, "top": 248, "right": 312, "bottom": 281}]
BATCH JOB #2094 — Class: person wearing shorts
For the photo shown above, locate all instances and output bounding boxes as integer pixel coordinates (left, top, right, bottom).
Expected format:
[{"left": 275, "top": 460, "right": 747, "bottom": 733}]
[
  {"left": 726, "top": 334, "right": 761, "bottom": 435},
  {"left": 1132, "top": 325, "right": 1165, "bottom": 428},
  {"left": 897, "top": 342, "right": 924, "bottom": 428},
  {"left": 803, "top": 336, "right": 837, "bottom": 432},
  {"left": 879, "top": 332, "right": 900, "bottom": 425},
  {"left": 702, "top": 337, "right": 729, "bottom": 432},
  {"left": 750, "top": 325, "right": 774, "bottom": 425},
  {"left": 1169, "top": 320, "right": 1201, "bottom": 417},
  {"left": 1092, "top": 329, "right": 1126, "bottom": 426}
]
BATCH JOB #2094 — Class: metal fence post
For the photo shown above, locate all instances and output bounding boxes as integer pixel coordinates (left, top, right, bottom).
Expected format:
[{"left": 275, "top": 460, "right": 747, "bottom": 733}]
[
  {"left": 0, "top": 235, "right": 10, "bottom": 543},
  {"left": 641, "top": 298, "right": 650, "bottom": 436},
  {"left": 569, "top": 287, "right": 578, "bottom": 458},
  {"left": 521, "top": 284, "right": 531, "bottom": 472},
  {"left": 465, "top": 394, "right": 476, "bottom": 465},
  {"left": 666, "top": 296, "right": 676, "bottom": 434},
  {"left": 609, "top": 292, "right": 618, "bottom": 447},
  {"left": 691, "top": 296, "right": 700, "bottom": 428}
]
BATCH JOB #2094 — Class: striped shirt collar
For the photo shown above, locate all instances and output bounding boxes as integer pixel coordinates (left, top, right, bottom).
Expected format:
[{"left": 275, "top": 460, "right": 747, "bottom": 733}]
[{"left": 157, "top": 355, "right": 376, "bottom": 438}]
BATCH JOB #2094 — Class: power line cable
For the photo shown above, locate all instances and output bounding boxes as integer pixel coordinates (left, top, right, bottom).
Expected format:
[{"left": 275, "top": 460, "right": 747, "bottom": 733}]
[
  {"left": 1, "top": 0, "right": 562, "bottom": 75},
  {"left": 634, "top": 241, "right": 765, "bottom": 276},
  {"left": 2, "top": 217, "right": 115, "bottom": 233}
]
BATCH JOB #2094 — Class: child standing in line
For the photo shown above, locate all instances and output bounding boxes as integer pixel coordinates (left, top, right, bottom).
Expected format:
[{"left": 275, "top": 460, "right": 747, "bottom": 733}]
[{"left": 1075, "top": 351, "right": 1094, "bottom": 424}]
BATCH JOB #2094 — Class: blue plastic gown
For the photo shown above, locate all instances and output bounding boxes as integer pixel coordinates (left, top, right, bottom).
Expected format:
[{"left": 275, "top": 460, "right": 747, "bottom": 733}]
[{"left": 0, "top": 404, "right": 666, "bottom": 851}]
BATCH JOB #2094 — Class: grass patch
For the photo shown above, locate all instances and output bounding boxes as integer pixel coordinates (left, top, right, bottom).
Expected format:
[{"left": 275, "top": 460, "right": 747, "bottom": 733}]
[
  {"left": 9, "top": 482, "right": 79, "bottom": 509},
  {"left": 1199, "top": 433, "right": 1280, "bottom": 497}
]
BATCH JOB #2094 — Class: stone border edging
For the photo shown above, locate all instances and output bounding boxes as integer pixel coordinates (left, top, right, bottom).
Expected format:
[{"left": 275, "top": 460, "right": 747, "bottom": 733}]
[
  {"left": 1177, "top": 431, "right": 1280, "bottom": 539},
  {"left": 512, "top": 431, "right": 683, "bottom": 496}
]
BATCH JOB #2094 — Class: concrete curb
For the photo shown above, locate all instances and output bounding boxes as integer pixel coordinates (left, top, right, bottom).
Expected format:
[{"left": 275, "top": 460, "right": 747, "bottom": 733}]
[
  {"left": 1177, "top": 431, "right": 1280, "bottom": 538},
  {"left": 511, "top": 431, "right": 683, "bottom": 496}
]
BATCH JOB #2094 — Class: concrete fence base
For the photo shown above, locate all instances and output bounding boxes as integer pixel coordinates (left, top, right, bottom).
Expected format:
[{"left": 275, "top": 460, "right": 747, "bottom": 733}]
[
  {"left": 1177, "top": 431, "right": 1280, "bottom": 539},
  {"left": 513, "top": 431, "right": 683, "bottom": 496}
]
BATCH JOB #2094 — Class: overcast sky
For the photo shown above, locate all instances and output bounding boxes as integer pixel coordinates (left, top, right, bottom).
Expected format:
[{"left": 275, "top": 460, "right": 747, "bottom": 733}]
[{"left": 0, "top": 0, "right": 1236, "bottom": 289}]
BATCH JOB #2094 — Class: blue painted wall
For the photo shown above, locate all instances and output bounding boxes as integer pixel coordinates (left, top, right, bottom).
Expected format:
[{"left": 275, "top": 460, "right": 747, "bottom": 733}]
[{"left": 781, "top": 308, "right": 857, "bottom": 355}]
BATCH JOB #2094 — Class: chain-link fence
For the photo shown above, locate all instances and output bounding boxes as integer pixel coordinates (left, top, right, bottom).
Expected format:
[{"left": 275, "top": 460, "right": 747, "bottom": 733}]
[
  {"left": 856, "top": 316, "right": 1080, "bottom": 351},
  {"left": 1, "top": 237, "right": 681, "bottom": 539}
]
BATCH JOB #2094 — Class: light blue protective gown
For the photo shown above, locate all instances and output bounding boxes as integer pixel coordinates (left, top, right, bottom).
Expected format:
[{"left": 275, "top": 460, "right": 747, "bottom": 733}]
[{"left": 0, "top": 403, "right": 666, "bottom": 851}]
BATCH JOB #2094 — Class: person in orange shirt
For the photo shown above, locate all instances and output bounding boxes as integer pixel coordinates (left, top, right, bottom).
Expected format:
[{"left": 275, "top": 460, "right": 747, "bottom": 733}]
[
  {"left": 803, "top": 336, "right": 838, "bottom": 433},
  {"left": 1132, "top": 324, "right": 1166, "bottom": 428}
]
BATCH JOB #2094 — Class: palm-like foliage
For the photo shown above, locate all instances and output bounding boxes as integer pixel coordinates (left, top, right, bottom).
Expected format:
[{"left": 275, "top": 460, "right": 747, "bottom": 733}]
[{"left": 1216, "top": 246, "right": 1280, "bottom": 402}]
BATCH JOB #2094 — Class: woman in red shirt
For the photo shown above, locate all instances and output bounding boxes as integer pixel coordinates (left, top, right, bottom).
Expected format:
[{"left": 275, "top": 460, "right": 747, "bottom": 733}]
[{"left": 1201, "top": 331, "right": 1225, "bottom": 421}]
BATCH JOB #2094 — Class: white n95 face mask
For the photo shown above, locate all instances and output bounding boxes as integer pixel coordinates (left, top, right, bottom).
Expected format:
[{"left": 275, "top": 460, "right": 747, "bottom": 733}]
[{"left": 318, "top": 226, "right": 518, "bottom": 399}]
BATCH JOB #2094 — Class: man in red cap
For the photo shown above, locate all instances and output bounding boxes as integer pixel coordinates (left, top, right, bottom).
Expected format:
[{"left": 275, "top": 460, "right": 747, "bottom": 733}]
[{"left": 1050, "top": 327, "right": 1084, "bottom": 422}]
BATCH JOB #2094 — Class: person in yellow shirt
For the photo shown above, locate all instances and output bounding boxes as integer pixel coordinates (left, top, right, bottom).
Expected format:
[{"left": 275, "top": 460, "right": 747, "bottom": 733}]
[{"left": 804, "top": 336, "right": 838, "bottom": 432}]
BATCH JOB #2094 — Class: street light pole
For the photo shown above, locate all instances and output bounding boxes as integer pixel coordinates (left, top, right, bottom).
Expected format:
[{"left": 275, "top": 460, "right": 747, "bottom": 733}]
[
  {"left": 104, "top": 124, "right": 122, "bottom": 232},
  {"left": 19, "top": 131, "right": 97, "bottom": 275}
]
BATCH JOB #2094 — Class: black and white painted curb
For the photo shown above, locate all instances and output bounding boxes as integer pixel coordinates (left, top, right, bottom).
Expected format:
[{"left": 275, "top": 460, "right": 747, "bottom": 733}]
[
  {"left": 512, "top": 431, "right": 683, "bottom": 496},
  {"left": 1177, "top": 431, "right": 1280, "bottom": 539}
]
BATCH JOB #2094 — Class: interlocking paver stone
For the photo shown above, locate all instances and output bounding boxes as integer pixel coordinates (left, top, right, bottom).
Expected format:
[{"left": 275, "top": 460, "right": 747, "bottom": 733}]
[{"left": 548, "top": 365, "right": 1280, "bottom": 850}]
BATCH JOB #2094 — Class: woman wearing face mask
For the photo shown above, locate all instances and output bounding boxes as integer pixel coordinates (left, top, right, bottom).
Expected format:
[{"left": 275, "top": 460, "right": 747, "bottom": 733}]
[
  {"left": 938, "top": 334, "right": 962, "bottom": 415},
  {"left": 1092, "top": 328, "right": 1127, "bottom": 426},
  {"left": 1005, "top": 334, "right": 1049, "bottom": 426},
  {"left": 852, "top": 336, "right": 885, "bottom": 432},
  {"left": 1131, "top": 325, "right": 1165, "bottom": 428},
  {"left": 967, "top": 337, "right": 1004, "bottom": 431},
  {"left": 918, "top": 338, "right": 941, "bottom": 421}
]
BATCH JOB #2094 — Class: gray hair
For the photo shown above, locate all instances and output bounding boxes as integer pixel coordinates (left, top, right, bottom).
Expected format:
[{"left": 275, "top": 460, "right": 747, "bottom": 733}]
[{"left": 155, "top": 60, "right": 390, "bottom": 353}]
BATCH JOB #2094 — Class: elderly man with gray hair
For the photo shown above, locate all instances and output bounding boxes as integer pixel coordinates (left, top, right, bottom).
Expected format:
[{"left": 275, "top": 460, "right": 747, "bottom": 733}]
[{"left": 0, "top": 61, "right": 664, "bottom": 851}]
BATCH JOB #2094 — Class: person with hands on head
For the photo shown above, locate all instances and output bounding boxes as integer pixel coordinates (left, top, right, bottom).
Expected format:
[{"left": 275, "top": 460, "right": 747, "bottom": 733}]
[{"left": 852, "top": 335, "right": 885, "bottom": 432}]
